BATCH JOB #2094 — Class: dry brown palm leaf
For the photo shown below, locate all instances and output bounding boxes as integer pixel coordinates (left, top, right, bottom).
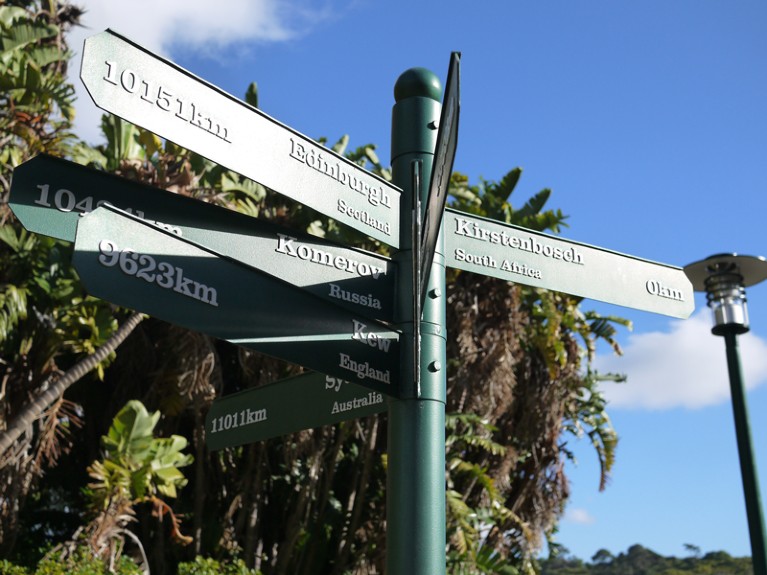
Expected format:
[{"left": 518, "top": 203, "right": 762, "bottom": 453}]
[{"left": 35, "top": 397, "right": 83, "bottom": 468}]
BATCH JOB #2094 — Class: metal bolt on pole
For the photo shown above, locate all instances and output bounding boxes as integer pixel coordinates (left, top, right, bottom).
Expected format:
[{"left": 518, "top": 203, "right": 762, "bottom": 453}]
[{"left": 685, "top": 254, "right": 767, "bottom": 575}]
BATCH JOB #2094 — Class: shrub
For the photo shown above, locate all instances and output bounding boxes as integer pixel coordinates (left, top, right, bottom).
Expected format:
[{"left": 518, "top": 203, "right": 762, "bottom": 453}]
[{"left": 178, "top": 556, "right": 261, "bottom": 575}]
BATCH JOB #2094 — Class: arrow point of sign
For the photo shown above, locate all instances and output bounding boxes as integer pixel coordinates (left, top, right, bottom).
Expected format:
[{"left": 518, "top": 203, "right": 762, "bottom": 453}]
[{"left": 79, "top": 33, "right": 106, "bottom": 108}]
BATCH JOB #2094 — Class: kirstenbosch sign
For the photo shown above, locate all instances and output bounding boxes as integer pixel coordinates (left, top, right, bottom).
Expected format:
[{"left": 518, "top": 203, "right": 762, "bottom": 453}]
[
  {"left": 80, "top": 29, "right": 401, "bottom": 246},
  {"left": 9, "top": 155, "right": 396, "bottom": 323},
  {"left": 73, "top": 206, "right": 400, "bottom": 394},
  {"left": 206, "top": 372, "right": 387, "bottom": 450},
  {"left": 444, "top": 208, "right": 694, "bottom": 319}
]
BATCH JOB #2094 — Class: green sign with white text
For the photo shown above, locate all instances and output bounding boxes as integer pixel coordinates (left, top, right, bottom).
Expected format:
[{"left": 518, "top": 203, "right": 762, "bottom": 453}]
[
  {"left": 80, "top": 30, "right": 401, "bottom": 246},
  {"left": 9, "top": 155, "right": 396, "bottom": 323},
  {"left": 206, "top": 372, "right": 387, "bottom": 450},
  {"left": 444, "top": 208, "right": 694, "bottom": 318},
  {"left": 73, "top": 206, "right": 400, "bottom": 394}
]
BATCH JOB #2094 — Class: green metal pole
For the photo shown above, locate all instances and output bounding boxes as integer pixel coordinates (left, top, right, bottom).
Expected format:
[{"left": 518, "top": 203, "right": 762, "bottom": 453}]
[
  {"left": 388, "top": 68, "right": 447, "bottom": 574},
  {"left": 722, "top": 328, "right": 767, "bottom": 575}
]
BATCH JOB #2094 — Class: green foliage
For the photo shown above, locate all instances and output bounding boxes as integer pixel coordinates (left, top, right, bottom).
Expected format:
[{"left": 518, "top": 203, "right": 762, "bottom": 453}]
[
  {"left": 0, "top": 282, "right": 28, "bottom": 344},
  {"left": 0, "top": 1, "right": 115, "bottom": 382},
  {"left": 0, "top": 553, "right": 252, "bottom": 575},
  {"left": 244, "top": 81, "right": 258, "bottom": 108},
  {"left": 0, "top": 548, "right": 142, "bottom": 575},
  {"left": 561, "top": 370, "right": 623, "bottom": 491},
  {"left": 178, "top": 556, "right": 262, "bottom": 575},
  {"left": 540, "top": 544, "right": 753, "bottom": 575},
  {"left": 0, "top": 560, "right": 29, "bottom": 575},
  {"left": 87, "top": 400, "right": 192, "bottom": 507},
  {"left": 35, "top": 552, "right": 141, "bottom": 575},
  {"left": 0, "top": 3, "right": 75, "bottom": 164},
  {"left": 446, "top": 414, "right": 503, "bottom": 565},
  {"left": 445, "top": 166, "right": 629, "bottom": 569},
  {"left": 445, "top": 413, "right": 536, "bottom": 574},
  {"left": 450, "top": 546, "right": 521, "bottom": 575},
  {"left": 449, "top": 169, "right": 566, "bottom": 233},
  {"left": 0, "top": 225, "right": 119, "bottom": 378},
  {"left": 99, "top": 115, "right": 147, "bottom": 169},
  {"left": 73, "top": 400, "right": 193, "bottom": 567}
]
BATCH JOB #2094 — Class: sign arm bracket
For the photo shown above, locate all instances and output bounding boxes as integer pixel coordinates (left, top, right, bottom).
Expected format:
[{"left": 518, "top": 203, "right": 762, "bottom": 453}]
[{"left": 412, "top": 159, "right": 423, "bottom": 397}]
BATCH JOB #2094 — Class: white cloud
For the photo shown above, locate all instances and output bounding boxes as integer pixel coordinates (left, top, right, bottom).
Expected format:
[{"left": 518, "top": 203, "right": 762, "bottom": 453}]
[
  {"left": 67, "top": 1, "right": 333, "bottom": 143},
  {"left": 595, "top": 310, "right": 767, "bottom": 410},
  {"left": 564, "top": 507, "right": 595, "bottom": 525}
]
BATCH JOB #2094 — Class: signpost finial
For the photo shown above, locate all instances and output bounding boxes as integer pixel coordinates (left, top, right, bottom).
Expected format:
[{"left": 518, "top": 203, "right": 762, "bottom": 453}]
[{"left": 394, "top": 67, "right": 441, "bottom": 102}]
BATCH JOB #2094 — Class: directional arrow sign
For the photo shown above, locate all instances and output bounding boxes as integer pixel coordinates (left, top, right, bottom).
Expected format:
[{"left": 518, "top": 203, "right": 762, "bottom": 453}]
[
  {"left": 10, "top": 155, "right": 395, "bottom": 323},
  {"left": 80, "top": 29, "right": 401, "bottom": 246},
  {"left": 419, "top": 52, "right": 460, "bottom": 303},
  {"left": 206, "top": 372, "right": 386, "bottom": 450},
  {"left": 444, "top": 208, "right": 694, "bottom": 318},
  {"left": 73, "top": 206, "right": 400, "bottom": 393}
]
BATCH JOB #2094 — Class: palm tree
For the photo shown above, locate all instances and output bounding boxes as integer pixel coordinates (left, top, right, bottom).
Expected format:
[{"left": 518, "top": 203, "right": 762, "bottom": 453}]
[{"left": 444, "top": 171, "right": 626, "bottom": 571}]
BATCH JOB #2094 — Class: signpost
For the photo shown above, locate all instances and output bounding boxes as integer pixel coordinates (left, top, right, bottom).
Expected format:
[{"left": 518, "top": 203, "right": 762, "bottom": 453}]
[
  {"left": 72, "top": 206, "right": 400, "bottom": 395},
  {"left": 444, "top": 208, "right": 694, "bottom": 318},
  {"left": 80, "top": 29, "right": 402, "bottom": 247},
  {"left": 6, "top": 30, "right": 700, "bottom": 574},
  {"left": 206, "top": 372, "right": 386, "bottom": 450},
  {"left": 9, "top": 155, "right": 396, "bottom": 323}
]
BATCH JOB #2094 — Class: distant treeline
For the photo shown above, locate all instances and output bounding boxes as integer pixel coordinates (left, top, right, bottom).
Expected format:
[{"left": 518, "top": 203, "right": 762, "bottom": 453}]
[{"left": 541, "top": 544, "right": 752, "bottom": 575}]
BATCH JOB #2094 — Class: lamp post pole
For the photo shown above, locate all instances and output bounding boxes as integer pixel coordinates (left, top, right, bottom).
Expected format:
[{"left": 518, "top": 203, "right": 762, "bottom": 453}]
[{"left": 685, "top": 253, "right": 767, "bottom": 575}]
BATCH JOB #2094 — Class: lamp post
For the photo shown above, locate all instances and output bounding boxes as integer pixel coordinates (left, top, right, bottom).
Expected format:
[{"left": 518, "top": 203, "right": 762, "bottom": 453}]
[{"left": 684, "top": 253, "right": 767, "bottom": 575}]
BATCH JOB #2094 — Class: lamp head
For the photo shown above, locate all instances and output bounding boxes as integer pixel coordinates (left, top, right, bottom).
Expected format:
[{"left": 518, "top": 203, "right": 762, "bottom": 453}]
[{"left": 684, "top": 254, "right": 767, "bottom": 336}]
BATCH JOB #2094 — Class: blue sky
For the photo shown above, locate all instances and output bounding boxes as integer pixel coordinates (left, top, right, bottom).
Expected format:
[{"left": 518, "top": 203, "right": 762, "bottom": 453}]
[{"left": 68, "top": 0, "right": 767, "bottom": 562}]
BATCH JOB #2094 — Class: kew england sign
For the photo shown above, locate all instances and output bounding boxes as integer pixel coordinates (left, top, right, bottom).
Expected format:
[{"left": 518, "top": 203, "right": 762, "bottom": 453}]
[{"left": 9, "top": 28, "right": 695, "bottom": 574}]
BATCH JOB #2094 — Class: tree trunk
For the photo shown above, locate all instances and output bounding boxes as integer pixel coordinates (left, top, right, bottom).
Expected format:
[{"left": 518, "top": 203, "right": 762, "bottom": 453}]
[{"left": 0, "top": 312, "right": 144, "bottom": 460}]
